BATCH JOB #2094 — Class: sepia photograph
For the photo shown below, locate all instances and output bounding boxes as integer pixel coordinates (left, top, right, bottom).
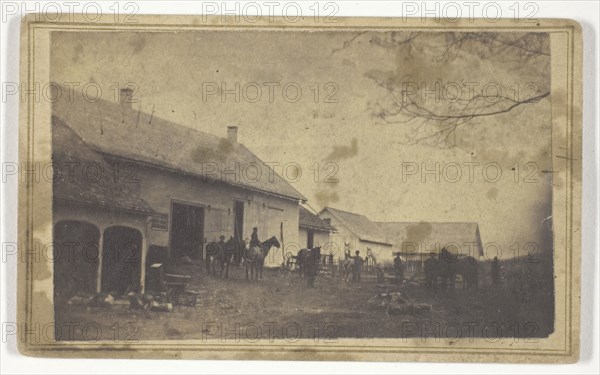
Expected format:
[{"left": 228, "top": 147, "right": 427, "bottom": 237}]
[
  {"left": 49, "top": 28, "right": 556, "bottom": 341},
  {"left": 12, "top": 11, "right": 584, "bottom": 365}
]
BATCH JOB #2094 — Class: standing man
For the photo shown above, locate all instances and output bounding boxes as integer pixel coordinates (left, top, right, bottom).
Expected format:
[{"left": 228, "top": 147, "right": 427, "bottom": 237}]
[
  {"left": 353, "top": 250, "right": 364, "bottom": 283},
  {"left": 424, "top": 252, "right": 436, "bottom": 291},
  {"left": 216, "top": 235, "right": 227, "bottom": 278},
  {"left": 250, "top": 227, "right": 260, "bottom": 248},
  {"left": 394, "top": 253, "right": 404, "bottom": 284},
  {"left": 491, "top": 256, "right": 500, "bottom": 287},
  {"left": 304, "top": 249, "right": 317, "bottom": 288}
]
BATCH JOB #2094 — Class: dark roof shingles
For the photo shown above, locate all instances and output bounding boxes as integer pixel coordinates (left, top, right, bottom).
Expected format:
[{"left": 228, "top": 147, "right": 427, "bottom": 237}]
[
  {"left": 299, "top": 206, "right": 335, "bottom": 231},
  {"left": 52, "top": 86, "right": 306, "bottom": 201},
  {"left": 52, "top": 116, "right": 154, "bottom": 214}
]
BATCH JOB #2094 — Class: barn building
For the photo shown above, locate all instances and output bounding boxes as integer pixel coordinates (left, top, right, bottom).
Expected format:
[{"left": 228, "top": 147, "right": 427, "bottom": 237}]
[
  {"left": 52, "top": 87, "right": 306, "bottom": 297},
  {"left": 298, "top": 205, "right": 335, "bottom": 250},
  {"left": 318, "top": 207, "right": 393, "bottom": 265},
  {"left": 375, "top": 221, "right": 484, "bottom": 277}
]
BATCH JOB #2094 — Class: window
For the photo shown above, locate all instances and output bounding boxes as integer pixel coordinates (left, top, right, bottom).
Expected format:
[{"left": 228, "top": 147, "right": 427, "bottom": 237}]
[{"left": 151, "top": 213, "right": 168, "bottom": 231}]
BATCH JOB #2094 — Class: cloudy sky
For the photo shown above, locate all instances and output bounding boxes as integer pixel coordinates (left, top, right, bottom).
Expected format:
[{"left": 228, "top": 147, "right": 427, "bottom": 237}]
[{"left": 50, "top": 30, "right": 553, "bottom": 257}]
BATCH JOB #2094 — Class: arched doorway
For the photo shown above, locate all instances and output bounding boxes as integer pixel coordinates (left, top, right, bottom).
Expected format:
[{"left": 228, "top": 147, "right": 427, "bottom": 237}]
[
  {"left": 101, "top": 226, "right": 142, "bottom": 295},
  {"left": 53, "top": 221, "right": 100, "bottom": 300}
]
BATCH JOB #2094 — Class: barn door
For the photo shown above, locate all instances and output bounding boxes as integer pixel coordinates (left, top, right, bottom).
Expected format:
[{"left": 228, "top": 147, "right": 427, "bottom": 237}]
[
  {"left": 53, "top": 221, "right": 100, "bottom": 299},
  {"left": 171, "top": 202, "right": 205, "bottom": 259},
  {"left": 101, "top": 226, "right": 142, "bottom": 295},
  {"left": 233, "top": 201, "right": 244, "bottom": 240}
]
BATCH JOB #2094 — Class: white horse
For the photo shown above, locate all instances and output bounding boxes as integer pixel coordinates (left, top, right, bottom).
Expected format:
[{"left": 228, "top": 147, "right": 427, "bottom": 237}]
[{"left": 341, "top": 252, "right": 354, "bottom": 282}]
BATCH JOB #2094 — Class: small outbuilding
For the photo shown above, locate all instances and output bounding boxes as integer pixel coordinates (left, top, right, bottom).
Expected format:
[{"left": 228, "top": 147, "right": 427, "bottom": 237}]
[{"left": 318, "top": 207, "right": 393, "bottom": 265}]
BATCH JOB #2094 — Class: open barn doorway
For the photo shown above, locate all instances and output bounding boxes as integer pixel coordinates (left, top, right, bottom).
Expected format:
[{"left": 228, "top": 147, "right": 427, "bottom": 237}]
[
  {"left": 170, "top": 202, "right": 205, "bottom": 259},
  {"left": 101, "top": 226, "right": 142, "bottom": 295},
  {"left": 53, "top": 221, "right": 100, "bottom": 300},
  {"left": 233, "top": 200, "right": 244, "bottom": 240}
]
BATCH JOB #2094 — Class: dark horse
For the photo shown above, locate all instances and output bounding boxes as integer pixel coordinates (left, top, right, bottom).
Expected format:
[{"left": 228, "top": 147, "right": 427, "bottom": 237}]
[
  {"left": 428, "top": 248, "right": 479, "bottom": 290},
  {"left": 224, "top": 237, "right": 248, "bottom": 278},
  {"left": 205, "top": 237, "right": 245, "bottom": 279},
  {"left": 295, "top": 247, "right": 321, "bottom": 277},
  {"left": 245, "top": 236, "right": 281, "bottom": 281},
  {"left": 296, "top": 247, "right": 322, "bottom": 279}
]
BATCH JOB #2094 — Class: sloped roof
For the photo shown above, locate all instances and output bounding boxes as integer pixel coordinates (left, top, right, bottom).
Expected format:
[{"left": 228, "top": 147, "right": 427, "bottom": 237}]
[
  {"left": 52, "top": 116, "right": 154, "bottom": 214},
  {"left": 320, "top": 207, "right": 391, "bottom": 245},
  {"left": 375, "top": 221, "right": 483, "bottom": 257},
  {"left": 299, "top": 206, "right": 335, "bottom": 232},
  {"left": 51, "top": 85, "right": 306, "bottom": 202}
]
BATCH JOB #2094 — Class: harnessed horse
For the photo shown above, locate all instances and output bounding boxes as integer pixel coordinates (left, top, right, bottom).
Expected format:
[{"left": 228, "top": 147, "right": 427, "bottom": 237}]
[
  {"left": 296, "top": 247, "right": 322, "bottom": 278},
  {"left": 296, "top": 247, "right": 322, "bottom": 279}
]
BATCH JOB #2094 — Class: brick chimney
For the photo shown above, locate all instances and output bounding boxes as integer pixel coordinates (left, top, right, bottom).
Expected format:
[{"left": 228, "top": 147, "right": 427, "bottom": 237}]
[
  {"left": 227, "top": 126, "right": 238, "bottom": 144},
  {"left": 119, "top": 87, "right": 134, "bottom": 108}
]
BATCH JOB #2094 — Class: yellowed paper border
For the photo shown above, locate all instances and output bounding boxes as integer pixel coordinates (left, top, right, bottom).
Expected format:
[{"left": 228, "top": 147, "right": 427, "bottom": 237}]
[{"left": 17, "top": 15, "right": 582, "bottom": 363}]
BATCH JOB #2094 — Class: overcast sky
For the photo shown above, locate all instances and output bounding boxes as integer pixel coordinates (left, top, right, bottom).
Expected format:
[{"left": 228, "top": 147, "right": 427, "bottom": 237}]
[{"left": 51, "top": 30, "right": 553, "bottom": 258}]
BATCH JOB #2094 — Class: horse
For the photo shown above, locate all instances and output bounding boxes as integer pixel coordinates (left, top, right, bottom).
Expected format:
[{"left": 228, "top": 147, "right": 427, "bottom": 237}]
[
  {"left": 425, "top": 249, "right": 479, "bottom": 290},
  {"left": 212, "top": 237, "right": 245, "bottom": 279},
  {"left": 301, "top": 247, "right": 321, "bottom": 288},
  {"left": 295, "top": 249, "right": 307, "bottom": 277},
  {"left": 296, "top": 247, "right": 322, "bottom": 278},
  {"left": 340, "top": 251, "right": 354, "bottom": 282},
  {"left": 244, "top": 236, "right": 281, "bottom": 281}
]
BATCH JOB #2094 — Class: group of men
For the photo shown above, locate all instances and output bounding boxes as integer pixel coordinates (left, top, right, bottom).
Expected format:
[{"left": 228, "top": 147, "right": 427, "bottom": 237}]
[
  {"left": 206, "top": 229, "right": 412, "bottom": 286},
  {"left": 345, "top": 251, "right": 405, "bottom": 284},
  {"left": 205, "top": 227, "right": 262, "bottom": 277}
]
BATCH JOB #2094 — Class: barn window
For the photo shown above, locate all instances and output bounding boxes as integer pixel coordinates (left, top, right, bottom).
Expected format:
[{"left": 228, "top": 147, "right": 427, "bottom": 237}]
[{"left": 151, "top": 213, "right": 168, "bottom": 231}]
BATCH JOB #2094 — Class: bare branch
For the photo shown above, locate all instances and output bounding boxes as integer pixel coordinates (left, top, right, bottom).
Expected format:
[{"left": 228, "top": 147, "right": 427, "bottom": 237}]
[{"left": 349, "top": 31, "right": 552, "bottom": 147}]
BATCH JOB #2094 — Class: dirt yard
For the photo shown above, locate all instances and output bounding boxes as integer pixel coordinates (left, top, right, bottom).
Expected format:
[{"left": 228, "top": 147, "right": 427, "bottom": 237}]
[{"left": 55, "top": 263, "right": 554, "bottom": 343}]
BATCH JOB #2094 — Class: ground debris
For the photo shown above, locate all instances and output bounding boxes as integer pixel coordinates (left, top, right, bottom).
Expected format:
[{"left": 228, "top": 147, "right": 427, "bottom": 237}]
[
  {"left": 367, "top": 291, "right": 432, "bottom": 316},
  {"left": 387, "top": 302, "right": 432, "bottom": 316},
  {"left": 69, "top": 293, "right": 139, "bottom": 309},
  {"left": 89, "top": 293, "right": 114, "bottom": 308},
  {"left": 367, "top": 292, "right": 407, "bottom": 309},
  {"left": 128, "top": 292, "right": 152, "bottom": 310},
  {"left": 67, "top": 294, "right": 92, "bottom": 307},
  {"left": 127, "top": 292, "right": 179, "bottom": 311},
  {"left": 150, "top": 300, "right": 174, "bottom": 312}
]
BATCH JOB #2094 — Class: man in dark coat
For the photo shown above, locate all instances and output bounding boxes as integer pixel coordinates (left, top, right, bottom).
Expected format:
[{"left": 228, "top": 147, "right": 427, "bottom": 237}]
[
  {"left": 424, "top": 252, "right": 437, "bottom": 290},
  {"left": 250, "top": 227, "right": 261, "bottom": 248},
  {"left": 393, "top": 253, "right": 404, "bottom": 284},
  {"left": 215, "top": 235, "right": 228, "bottom": 278},
  {"left": 353, "top": 250, "right": 364, "bottom": 283},
  {"left": 491, "top": 256, "right": 500, "bottom": 287},
  {"left": 217, "top": 235, "right": 226, "bottom": 250},
  {"left": 304, "top": 249, "right": 317, "bottom": 288}
]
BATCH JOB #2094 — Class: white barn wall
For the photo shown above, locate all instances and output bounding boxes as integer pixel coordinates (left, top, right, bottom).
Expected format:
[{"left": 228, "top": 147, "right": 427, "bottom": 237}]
[{"left": 132, "top": 163, "right": 299, "bottom": 266}]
